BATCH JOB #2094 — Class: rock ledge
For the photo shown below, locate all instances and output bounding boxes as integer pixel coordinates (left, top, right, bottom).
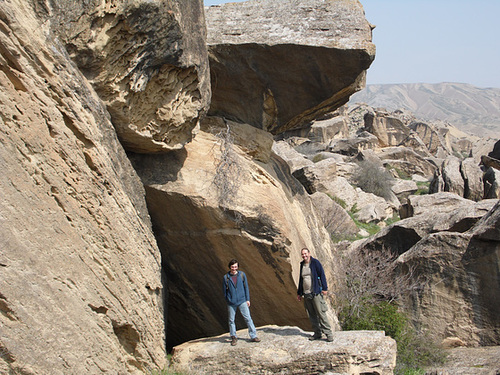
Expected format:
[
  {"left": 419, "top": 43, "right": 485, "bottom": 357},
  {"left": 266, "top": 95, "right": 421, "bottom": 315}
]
[{"left": 171, "top": 325, "right": 396, "bottom": 374}]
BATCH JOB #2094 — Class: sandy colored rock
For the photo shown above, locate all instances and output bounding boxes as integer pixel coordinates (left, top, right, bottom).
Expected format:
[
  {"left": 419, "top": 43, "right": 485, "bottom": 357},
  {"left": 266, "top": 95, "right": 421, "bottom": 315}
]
[
  {"left": 205, "top": 0, "right": 375, "bottom": 133},
  {"left": 129, "top": 130, "right": 337, "bottom": 348},
  {"left": 171, "top": 325, "right": 396, "bottom": 375},
  {"left": 57, "top": 0, "right": 211, "bottom": 153},
  {"left": 0, "top": 0, "right": 166, "bottom": 373}
]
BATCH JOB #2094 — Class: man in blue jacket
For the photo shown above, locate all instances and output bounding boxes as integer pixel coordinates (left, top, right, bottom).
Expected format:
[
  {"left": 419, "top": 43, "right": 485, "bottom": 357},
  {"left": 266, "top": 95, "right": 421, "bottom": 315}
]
[
  {"left": 223, "top": 259, "right": 261, "bottom": 346},
  {"left": 297, "top": 248, "right": 334, "bottom": 341}
]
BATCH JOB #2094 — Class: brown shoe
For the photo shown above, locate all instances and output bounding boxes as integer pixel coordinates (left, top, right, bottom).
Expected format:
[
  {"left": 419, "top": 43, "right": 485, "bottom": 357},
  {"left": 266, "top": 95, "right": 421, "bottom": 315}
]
[
  {"left": 231, "top": 336, "right": 237, "bottom": 346},
  {"left": 250, "top": 337, "right": 261, "bottom": 342}
]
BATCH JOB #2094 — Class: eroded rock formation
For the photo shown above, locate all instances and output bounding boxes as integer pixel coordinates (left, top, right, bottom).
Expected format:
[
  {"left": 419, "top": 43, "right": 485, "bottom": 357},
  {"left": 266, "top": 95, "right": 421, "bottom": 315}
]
[
  {"left": 171, "top": 326, "right": 397, "bottom": 375},
  {"left": 205, "top": 0, "right": 375, "bottom": 133},
  {"left": 397, "top": 200, "right": 500, "bottom": 346},
  {"left": 0, "top": 0, "right": 166, "bottom": 372},
  {"left": 129, "top": 125, "right": 337, "bottom": 347},
  {"left": 52, "top": 0, "right": 211, "bottom": 153}
]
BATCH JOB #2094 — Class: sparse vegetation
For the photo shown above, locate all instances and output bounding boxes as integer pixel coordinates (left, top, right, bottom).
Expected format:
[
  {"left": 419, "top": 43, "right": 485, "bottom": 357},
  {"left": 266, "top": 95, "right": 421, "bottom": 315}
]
[
  {"left": 385, "top": 212, "right": 400, "bottom": 226},
  {"left": 391, "top": 166, "right": 411, "bottom": 180},
  {"left": 327, "top": 193, "right": 347, "bottom": 209},
  {"left": 334, "top": 249, "right": 447, "bottom": 374},
  {"left": 415, "top": 181, "right": 430, "bottom": 195},
  {"left": 312, "top": 153, "right": 326, "bottom": 163},
  {"left": 353, "top": 159, "right": 395, "bottom": 200},
  {"left": 212, "top": 124, "right": 243, "bottom": 208}
]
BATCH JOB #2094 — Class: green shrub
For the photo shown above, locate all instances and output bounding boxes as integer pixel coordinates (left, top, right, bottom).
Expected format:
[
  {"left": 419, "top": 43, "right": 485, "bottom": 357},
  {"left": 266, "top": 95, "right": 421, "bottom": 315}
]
[
  {"left": 414, "top": 181, "right": 430, "bottom": 195},
  {"left": 327, "top": 193, "right": 347, "bottom": 209},
  {"left": 335, "top": 250, "right": 447, "bottom": 374}
]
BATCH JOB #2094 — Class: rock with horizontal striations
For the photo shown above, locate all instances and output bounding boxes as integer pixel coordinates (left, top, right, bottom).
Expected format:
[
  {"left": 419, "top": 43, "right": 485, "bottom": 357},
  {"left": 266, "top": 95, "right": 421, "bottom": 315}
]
[
  {"left": 396, "top": 200, "right": 500, "bottom": 346},
  {"left": 170, "top": 325, "right": 397, "bottom": 375},
  {"left": 205, "top": 0, "right": 375, "bottom": 134}
]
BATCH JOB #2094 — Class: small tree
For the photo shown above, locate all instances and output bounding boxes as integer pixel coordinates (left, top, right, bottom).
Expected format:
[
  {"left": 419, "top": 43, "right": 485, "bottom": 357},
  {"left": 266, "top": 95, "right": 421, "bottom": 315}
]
[
  {"left": 353, "top": 159, "right": 395, "bottom": 200},
  {"left": 212, "top": 124, "right": 242, "bottom": 208},
  {"left": 333, "top": 248, "right": 446, "bottom": 374}
]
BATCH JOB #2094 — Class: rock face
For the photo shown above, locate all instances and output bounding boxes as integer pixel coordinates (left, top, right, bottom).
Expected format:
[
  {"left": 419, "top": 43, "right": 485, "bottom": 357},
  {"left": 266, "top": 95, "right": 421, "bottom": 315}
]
[
  {"left": 349, "top": 198, "right": 500, "bottom": 346},
  {"left": 205, "top": 0, "right": 375, "bottom": 133},
  {"left": 171, "top": 325, "right": 397, "bottom": 375},
  {"left": 0, "top": 0, "right": 166, "bottom": 373},
  {"left": 129, "top": 128, "right": 336, "bottom": 348},
  {"left": 54, "top": 0, "right": 211, "bottom": 153}
]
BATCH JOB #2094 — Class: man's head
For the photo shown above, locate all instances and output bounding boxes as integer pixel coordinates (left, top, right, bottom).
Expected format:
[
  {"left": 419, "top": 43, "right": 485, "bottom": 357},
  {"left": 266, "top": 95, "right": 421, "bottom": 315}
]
[
  {"left": 301, "top": 248, "right": 311, "bottom": 263},
  {"left": 228, "top": 259, "right": 239, "bottom": 274}
]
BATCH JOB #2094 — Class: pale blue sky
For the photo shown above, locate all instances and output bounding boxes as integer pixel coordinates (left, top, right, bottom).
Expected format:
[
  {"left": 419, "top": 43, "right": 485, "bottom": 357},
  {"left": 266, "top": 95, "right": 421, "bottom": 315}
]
[{"left": 204, "top": 0, "right": 500, "bottom": 89}]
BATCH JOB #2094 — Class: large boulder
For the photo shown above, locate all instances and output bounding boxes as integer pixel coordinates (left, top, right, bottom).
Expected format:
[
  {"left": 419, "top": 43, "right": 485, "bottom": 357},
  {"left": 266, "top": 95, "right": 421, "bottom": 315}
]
[
  {"left": 0, "top": 0, "right": 166, "bottom": 373},
  {"left": 272, "top": 140, "right": 314, "bottom": 173},
  {"left": 430, "top": 156, "right": 465, "bottom": 196},
  {"left": 397, "top": 202, "right": 500, "bottom": 346},
  {"left": 375, "top": 146, "right": 437, "bottom": 178},
  {"left": 171, "top": 326, "right": 397, "bottom": 375},
  {"left": 348, "top": 197, "right": 500, "bottom": 346},
  {"left": 327, "top": 131, "right": 379, "bottom": 156},
  {"left": 292, "top": 158, "right": 338, "bottom": 194},
  {"left": 409, "top": 121, "right": 453, "bottom": 156},
  {"left": 205, "top": 0, "right": 375, "bottom": 133},
  {"left": 483, "top": 167, "right": 500, "bottom": 199},
  {"left": 487, "top": 139, "right": 500, "bottom": 160},
  {"left": 310, "top": 192, "right": 359, "bottom": 240},
  {"left": 55, "top": 0, "right": 211, "bottom": 153},
  {"left": 129, "top": 129, "right": 336, "bottom": 348},
  {"left": 461, "top": 157, "right": 484, "bottom": 201}
]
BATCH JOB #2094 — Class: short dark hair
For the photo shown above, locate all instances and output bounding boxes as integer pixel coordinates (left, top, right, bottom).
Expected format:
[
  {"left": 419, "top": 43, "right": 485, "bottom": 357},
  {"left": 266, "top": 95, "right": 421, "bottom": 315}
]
[
  {"left": 301, "top": 248, "right": 310, "bottom": 253},
  {"left": 228, "top": 259, "right": 238, "bottom": 268}
]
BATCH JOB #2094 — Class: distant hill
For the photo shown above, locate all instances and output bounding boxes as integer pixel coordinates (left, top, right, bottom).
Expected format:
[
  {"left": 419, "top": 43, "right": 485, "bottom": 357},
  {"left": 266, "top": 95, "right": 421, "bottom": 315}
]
[{"left": 349, "top": 82, "right": 500, "bottom": 138}]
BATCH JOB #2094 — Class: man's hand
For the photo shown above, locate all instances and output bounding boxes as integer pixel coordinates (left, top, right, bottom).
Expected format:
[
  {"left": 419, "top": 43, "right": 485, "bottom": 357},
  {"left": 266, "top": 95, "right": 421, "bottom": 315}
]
[
  {"left": 247, "top": 301, "right": 251, "bottom": 307},
  {"left": 297, "top": 295, "right": 302, "bottom": 301},
  {"left": 321, "top": 290, "right": 328, "bottom": 296}
]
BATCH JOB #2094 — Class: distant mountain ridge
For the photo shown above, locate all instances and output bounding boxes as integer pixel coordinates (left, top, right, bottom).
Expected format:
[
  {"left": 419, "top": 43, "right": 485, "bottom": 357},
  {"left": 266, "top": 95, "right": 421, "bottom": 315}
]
[{"left": 349, "top": 82, "right": 500, "bottom": 138}]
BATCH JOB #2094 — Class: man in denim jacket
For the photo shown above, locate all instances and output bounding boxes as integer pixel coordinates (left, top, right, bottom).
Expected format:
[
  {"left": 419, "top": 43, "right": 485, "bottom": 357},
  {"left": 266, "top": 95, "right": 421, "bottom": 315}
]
[
  {"left": 223, "top": 259, "right": 261, "bottom": 346},
  {"left": 297, "top": 248, "right": 334, "bottom": 341}
]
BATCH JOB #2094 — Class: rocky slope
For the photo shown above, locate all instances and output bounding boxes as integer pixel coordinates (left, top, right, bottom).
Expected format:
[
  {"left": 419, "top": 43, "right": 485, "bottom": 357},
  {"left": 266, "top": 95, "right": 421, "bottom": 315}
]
[
  {"left": 274, "top": 100, "right": 500, "bottom": 348},
  {"left": 349, "top": 82, "right": 500, "bottom": 138}
]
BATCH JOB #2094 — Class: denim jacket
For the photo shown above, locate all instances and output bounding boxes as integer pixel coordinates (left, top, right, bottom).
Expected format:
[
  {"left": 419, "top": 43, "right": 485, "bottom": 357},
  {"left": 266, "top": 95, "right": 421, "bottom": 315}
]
[{"left": 223, "top": 271, "right": 250, "bottom": 306}]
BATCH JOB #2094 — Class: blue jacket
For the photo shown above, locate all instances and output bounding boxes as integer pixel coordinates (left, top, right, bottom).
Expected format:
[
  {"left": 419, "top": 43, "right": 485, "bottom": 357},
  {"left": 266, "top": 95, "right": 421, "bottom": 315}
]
[
  {"left": 297, "top": 256, "right": 328, "bottom": 296},
  {"left": 223, "top": 271, "right": 250, "bottom": 306}
]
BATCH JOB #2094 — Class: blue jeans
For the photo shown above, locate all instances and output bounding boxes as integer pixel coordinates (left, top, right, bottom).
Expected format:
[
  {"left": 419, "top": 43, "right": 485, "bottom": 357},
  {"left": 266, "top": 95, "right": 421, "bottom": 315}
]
[{"left": 227, "top": 302, "right": 257, "bottom": 339}]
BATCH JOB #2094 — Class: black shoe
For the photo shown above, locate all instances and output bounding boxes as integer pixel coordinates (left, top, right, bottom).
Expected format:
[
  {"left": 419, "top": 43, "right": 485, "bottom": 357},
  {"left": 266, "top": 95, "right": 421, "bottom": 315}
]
[{"left": 309, "top": 334, "right": 321, "bottom": 341}]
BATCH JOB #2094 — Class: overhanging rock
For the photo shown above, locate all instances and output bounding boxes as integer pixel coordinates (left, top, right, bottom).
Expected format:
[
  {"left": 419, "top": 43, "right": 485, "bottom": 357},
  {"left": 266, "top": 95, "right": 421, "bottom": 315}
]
[{"left": 205, "top": 0, "right": 375, "bottom": 134}]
